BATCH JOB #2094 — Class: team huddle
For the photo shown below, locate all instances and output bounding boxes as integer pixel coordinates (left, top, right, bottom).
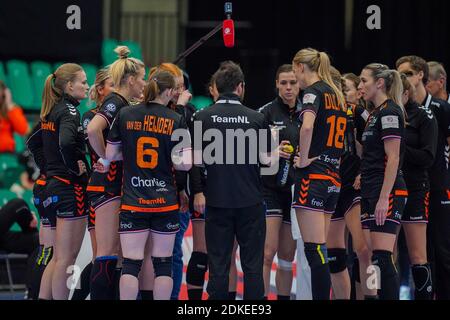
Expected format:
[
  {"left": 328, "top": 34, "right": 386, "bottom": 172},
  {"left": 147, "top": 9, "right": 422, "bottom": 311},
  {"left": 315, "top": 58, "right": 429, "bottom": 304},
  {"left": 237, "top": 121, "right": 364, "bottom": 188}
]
[{"left": 24, "top": 45, "right": 450, "bottom": 300}]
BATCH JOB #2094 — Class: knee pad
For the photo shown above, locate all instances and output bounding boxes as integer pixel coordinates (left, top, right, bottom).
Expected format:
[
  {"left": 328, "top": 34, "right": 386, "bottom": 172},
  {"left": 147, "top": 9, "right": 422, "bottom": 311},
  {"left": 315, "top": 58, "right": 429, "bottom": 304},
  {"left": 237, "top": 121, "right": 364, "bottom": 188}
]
[
  {"left": 371, "top": 250, "right": 396, "bottom": 278},
  {"left": 151, "top": 256, "right": 173, "bottom": 278},
  {"left": 277, "top": 258, "right": 293, "bottom": 272},
  {"left": 186, "top": 252, "right": 208, "bottom": 286},
  {"left": 121, "top": 258, "right": 143, "bottom": 278},
  {"left": 327, "top": 248, "right": 348, "bottom": 274},
  {"left": 304, "top": 243, "right": 328, "bottom": 269}
]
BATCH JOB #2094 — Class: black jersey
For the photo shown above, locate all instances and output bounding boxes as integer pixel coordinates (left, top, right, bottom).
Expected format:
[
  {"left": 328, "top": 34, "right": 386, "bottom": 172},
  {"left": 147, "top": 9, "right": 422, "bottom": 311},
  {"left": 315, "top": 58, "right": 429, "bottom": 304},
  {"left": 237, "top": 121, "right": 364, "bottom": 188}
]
[
  {"left": 340, "top": 103, "right": 366, "bottom": 190},
  {"left": 422, "top": 94, "right": 450, "bottom": 190},
  {"left": 81, "top": 108, "right": 100, "bottom": 165},
  {"left": 26, "top": 122, "right": 47, "bottom": 176},
  {"left": 107, "top": 102, "right": 187, "bottom": 213},
  {"left": 258, "top": 96, "right": 302, "bottom": 190},
  {"left": 88, "top": 92, "right": 129, "bottom": 190},
  {"left": 191, "top": 93, "right": 274, "bottom": 209},
  {"left": 361, "top": 99, "right": 405, "bottom": 198},
  {"left": 41, "top": 94, "right": 88, "bottom": 183},
  {"left": 402, "top": 101, "right": 438, "bottom": 191},
  {"left": 354, "top": 104, "right": 370, "bottom": 144},
  {"left": 299, "top": 80, "right": 347, "bottom": 172}
]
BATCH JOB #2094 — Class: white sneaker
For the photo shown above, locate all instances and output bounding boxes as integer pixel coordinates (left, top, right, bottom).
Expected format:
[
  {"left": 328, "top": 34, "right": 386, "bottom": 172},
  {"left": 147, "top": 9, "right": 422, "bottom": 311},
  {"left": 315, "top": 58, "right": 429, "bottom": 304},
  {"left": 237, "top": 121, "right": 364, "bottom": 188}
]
[{"left": 399, "top": 285, "right": 411, "bottom": 300}]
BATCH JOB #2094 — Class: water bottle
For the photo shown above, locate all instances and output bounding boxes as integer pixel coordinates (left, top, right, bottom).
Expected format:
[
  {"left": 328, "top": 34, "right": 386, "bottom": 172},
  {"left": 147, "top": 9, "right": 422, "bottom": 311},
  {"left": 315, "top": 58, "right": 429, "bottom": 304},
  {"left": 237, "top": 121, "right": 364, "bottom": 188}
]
[{"left": 276, "top": 144, "right": 294, "bottom": 187}]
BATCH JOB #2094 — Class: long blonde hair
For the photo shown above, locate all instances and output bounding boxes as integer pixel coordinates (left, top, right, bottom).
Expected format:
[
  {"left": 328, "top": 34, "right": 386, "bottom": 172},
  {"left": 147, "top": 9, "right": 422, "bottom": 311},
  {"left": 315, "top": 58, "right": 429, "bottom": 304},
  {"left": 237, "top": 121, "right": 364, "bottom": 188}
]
[
  {"left": 41, "top": 63, "right": 83, "bottom": 120},
  {"left": 293, "top": 48, "right": 345, "bottom": 108},
  {"left": 364, "top": 63, "right": 404, "bottom": 109},
  {"left": 0, "top": 80, "right": 8, "bottom": 118},
  {"left": 89, "top": 67, "right": 111, "bottom": 107},
  {"left": 110, "top": 46, "right": 145, "bottom": 89}
]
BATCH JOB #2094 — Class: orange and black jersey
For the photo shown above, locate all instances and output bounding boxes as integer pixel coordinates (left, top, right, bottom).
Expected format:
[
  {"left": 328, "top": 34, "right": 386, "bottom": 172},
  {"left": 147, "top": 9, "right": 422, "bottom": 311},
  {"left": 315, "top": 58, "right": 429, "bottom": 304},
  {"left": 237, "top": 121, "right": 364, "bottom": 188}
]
[
  {"left": 299, "top": 80, "right": 347, "bottom": 172},
  {"left": 41, "top": 94, "right": 89, "bottom": 183},
  {"left": 421, "top": 94, "right": 450, "bottom": 190},
  {"left": 107, "top": 102, "right": 187, "bottom": 213},
  {"left": 26, "top": 122, "right": 47, "bottom": 176},
  {"left": 402, "top": 101, "right": 438, "bottom": 190},
  {"left": 82, "top": 108, "right": 100, "bottom": 165},
  {"left": 258, "top": 96, "right": 302, "bottom": 190},
  {"left": 361, "top": 99, "right": 405, "bottom": 198},
  {"left": 88, "top": 92, "right": 129, "bottom": 192},
  {"left": 339, "top": 103, "right": 367, "bottom": 190}
]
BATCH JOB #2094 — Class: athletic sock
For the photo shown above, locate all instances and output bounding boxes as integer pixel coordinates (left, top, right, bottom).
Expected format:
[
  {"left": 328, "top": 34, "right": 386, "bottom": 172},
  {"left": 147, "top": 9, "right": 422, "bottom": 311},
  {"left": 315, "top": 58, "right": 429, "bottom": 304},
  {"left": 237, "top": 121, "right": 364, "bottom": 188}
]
[
  {"left": 277, "top": 295, "right": 290, "bottom": 300},
  {"left": 71, "top": 262, "right": 93, "bottom": 300},
  {"left": 140, "top": 290, "right": 154, "bottom": 300},
  {"left": 228, "top": 291, "right": 237, "bottom": 300},
  {"left": 412, "top": 264, "right": 432, "bottom": 300},
  {"left": 188, "top": 288, "right": 203, "bottom": 300}
]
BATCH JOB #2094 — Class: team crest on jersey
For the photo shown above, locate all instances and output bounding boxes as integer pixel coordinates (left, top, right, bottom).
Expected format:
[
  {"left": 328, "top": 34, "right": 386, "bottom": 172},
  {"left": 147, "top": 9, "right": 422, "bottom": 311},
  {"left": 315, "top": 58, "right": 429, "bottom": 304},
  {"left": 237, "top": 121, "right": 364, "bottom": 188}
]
[
  {"left": 381, "top": 115, "right": 399, "bottom": 129},
  {"left": 302, "top": 93, "right": 317, "bottom": 105},
  {"left": 106, "top": 103, "right": 116, "bottom": 112},
  {"left": 83, "top": 118, "right": 90, "bottom": 129}
]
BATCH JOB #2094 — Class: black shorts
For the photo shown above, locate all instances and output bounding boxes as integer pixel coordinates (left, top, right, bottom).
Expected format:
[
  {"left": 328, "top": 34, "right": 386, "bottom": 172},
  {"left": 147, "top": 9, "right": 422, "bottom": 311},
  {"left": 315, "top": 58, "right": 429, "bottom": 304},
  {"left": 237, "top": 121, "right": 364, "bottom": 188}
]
[
  {"left": 361, "top": 189, "right": 408, "bottom": 235},
  {"left": 401, "top": 188, "right": 429, "bottom": 223},
  {"left": 292, "top": 168, "right": 341, "bottom": 214},
  {"left": 189, "top": 196, "right": 205, "bottom": 221},
  {"left": 87, "top": 190, "right": 120, "bottom": 211},
  {"left": 331, "top": 187, "right": 361, "bottom": 221},
  {"left": 263, "top": 186, "right": 292, "bottom": 224},
  {"left": 46, "top": 177, "right": 88, "bottom": 225},
  {"left": 119, "top": 210, "right": 180, "bottom": 234},
  {"left": 32, "top": 180, "right": 52, "bottom": 228}
]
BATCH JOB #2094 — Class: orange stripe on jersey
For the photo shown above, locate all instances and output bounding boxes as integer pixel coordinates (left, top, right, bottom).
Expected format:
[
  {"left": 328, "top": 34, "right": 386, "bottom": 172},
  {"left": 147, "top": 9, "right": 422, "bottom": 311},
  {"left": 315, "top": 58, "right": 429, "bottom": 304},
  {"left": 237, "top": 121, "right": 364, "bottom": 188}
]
[
  {"left": 86, "top": 186, "right": 105, "bottom": 192},
  {"left": 309, "top": 174, "right": 341, "bottom": 187},
  {"left": 121, "top": 204, "right": 179, "bottom": 213},
  {"left": 394, "top": 190, "right": 408, "bottom": 197},
  {"left": 36, "top": 179, "right": 46, "bottom": 186},
  {"left": 54, "top": 176, "right": 71, "bottom": 185}
]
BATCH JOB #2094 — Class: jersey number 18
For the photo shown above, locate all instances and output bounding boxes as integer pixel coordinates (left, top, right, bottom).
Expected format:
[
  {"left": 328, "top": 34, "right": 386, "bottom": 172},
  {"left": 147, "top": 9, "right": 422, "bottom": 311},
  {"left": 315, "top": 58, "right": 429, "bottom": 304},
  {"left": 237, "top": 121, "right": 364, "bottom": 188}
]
[{"left": 326, "top": 115, "right": 346, "bottom": 149}]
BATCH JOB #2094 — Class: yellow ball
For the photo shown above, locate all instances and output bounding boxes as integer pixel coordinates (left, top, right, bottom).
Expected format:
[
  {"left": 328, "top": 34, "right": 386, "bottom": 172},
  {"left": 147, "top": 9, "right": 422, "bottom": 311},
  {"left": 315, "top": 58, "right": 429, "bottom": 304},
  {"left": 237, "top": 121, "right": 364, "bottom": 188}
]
[{"left": 282, "top": 145, "right": 294, "bottom": 153}]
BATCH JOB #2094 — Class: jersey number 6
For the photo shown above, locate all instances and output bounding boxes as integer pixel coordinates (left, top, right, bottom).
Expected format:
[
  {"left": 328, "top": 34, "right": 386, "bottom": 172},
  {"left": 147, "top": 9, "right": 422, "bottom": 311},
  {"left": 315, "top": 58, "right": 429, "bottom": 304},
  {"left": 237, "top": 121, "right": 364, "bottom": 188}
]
[
  {"left": 326, "top": 115, "right": 346, "bottom": 149},
  {"left": 137, "top": 137, "right": 159, "bottom": 169}
]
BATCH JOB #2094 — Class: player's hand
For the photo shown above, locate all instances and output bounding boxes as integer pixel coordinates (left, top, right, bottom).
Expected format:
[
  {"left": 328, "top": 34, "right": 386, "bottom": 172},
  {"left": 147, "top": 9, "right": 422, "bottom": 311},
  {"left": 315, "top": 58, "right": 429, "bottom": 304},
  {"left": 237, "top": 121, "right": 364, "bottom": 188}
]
[
  {"left": 77, "top": 160, "right": 87, "bottom": 176},
  {"left": 278, "top": 141, "right": 292, "bottom": 160},
  {"left": 93, "top": 158, "right": 110, "bottom": 173},
  {"left": 194, "top": 192, "right": 206, "bottom": 214},
  {"left": 177, "top": 90, "right": 192, "bottom": 106},
  {"left": 375, "top": 196, "right": 389, "bottom": 226},
  {"left": 293, "top": 152, "right": 318, "bottom": 169},
  {"left": 179, "top": 189, "right": 189, "bottom": 213},
  {"left": 353, "top": 174, "right": 361, "bottom": 190}
]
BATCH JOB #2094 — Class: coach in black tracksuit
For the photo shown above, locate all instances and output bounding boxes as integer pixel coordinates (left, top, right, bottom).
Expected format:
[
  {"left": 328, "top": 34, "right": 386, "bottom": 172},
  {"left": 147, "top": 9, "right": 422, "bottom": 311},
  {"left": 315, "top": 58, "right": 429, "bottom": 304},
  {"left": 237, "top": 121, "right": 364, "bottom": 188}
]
[{"left": 191, "top": 62, "right": 274, "bottom": 300}]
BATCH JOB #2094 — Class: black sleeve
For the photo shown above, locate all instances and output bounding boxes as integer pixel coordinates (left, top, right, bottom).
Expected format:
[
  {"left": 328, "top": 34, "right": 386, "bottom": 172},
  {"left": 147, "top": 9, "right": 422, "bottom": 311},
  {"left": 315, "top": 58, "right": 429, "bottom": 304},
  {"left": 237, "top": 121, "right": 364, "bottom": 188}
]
[
  {"left": 354, "top": 105, "right": 369, "bottom": 143},
  {"left": 442, "top": 102, "right": 450, "bottom": 138},
  {"left": 26, "top": 122, "right": 46, "bottom": 173},
  {"left": 299, "top": 87, "right": 320, "bottom": 120},
  {"left": 59, "top": 109, "right": 82, "bottom": 175},
  {"left": 405, "top": 113, "right": 438, "bottom": 168},
  {"left": 189, "top": 166, "right": 205, "bottom": 194},
  {"left": 379, "top": 107, "right": 403, "bottom": 140},
  {"left": 106, "top": 109, "right": 122, "bottom": 145},
  {"left": 97, "top": 99, "right": 120, "bottom": 127}
]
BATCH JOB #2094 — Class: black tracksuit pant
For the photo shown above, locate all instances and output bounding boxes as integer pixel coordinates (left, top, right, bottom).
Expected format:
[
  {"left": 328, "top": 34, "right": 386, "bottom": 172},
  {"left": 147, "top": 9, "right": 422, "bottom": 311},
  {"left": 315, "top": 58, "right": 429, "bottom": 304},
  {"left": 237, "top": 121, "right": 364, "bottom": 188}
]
[{"left": 205, "top": 203, "right": 266, "bottom": 300}]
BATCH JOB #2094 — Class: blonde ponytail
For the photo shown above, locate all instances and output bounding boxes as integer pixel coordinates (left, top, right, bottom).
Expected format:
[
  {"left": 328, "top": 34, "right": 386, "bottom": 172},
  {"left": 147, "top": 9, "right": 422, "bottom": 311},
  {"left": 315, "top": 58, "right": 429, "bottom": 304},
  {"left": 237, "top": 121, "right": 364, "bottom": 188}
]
[
  {"left": 41, "top": 63, "right": 83, "bottom": 120},
  {"left": 110, "top": 45, "right": 144, "bottom": 89}
]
